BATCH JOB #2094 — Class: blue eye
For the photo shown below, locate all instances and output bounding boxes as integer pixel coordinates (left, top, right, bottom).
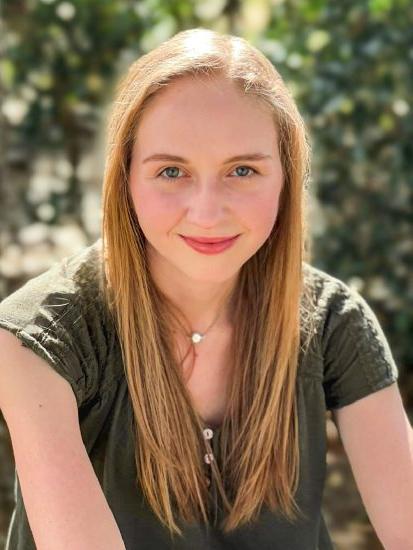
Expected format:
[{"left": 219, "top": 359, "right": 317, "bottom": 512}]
[
  {"left": 157, "top": 166, "right": 184, "bottom": 179},
  {"left": 231, "top": 166, "right": 258, "bottom": 178}
]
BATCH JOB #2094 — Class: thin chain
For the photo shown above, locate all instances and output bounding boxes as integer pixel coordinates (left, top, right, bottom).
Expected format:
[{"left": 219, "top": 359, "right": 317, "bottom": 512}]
[{"left": 186, "top": 287, "right": 233, "bottom": 343}]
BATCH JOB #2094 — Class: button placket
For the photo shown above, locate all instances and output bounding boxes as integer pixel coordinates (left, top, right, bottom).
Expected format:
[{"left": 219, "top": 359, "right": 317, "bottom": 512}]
[
  {"left": 201, "top": 425, "right": 222, "bottom": 526},
  {"left": 203, "top": 427, "right": 214, "bottom": 487}
]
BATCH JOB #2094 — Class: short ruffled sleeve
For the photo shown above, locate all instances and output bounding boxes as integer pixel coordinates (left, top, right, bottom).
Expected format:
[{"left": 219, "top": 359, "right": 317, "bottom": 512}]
[
  {"left": 0, "top": 250, "right": 107, "bottom": 409},
  {"left": 322, "top": 281, "right": 399, "bottom": 410}
]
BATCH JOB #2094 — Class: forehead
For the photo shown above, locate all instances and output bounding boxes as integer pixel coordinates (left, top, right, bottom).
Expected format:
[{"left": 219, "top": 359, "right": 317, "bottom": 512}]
[{"left": 134, "top": 75, "right": 278, "bottom": 154}]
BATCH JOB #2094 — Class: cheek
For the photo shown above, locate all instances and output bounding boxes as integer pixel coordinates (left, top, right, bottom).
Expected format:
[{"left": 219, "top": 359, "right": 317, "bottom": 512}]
[
  {"left": 239, "top": 189, "right": 280, "bottom": 236},
  {"left": 130, "top": 184, "right": 182, "bottom": 235}
]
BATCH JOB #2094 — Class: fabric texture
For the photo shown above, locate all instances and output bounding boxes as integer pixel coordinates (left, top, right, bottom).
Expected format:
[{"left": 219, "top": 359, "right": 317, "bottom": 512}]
[{"left": 0, "top": 239, "right": 399, "bottom": 549}]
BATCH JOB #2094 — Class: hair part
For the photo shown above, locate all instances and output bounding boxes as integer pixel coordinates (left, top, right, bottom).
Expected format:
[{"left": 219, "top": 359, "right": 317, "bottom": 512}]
[{"left": 101, "top": 27, "right": 316, "bottom": 540}]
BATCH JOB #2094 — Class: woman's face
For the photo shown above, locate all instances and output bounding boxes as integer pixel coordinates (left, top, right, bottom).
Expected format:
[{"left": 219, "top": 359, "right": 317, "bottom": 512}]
[{"left": 129, "top": 74, "right": 284, "bottom": 285}]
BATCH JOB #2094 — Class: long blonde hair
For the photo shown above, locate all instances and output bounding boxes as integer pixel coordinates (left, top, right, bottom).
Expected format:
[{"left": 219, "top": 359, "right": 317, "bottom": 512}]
[{"left": 101, "top": 27, "right": 315, "bottom": 539}]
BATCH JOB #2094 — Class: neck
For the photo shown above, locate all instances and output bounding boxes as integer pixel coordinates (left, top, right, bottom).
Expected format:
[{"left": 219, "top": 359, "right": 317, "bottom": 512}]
[{"left": 147, "top": 247, "right": 238, "bottom": 333}]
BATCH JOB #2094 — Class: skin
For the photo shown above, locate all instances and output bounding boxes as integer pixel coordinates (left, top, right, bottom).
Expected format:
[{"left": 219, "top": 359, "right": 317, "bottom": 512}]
[{"left": 129, "top": 73, "right": 284, "bottom": 333}]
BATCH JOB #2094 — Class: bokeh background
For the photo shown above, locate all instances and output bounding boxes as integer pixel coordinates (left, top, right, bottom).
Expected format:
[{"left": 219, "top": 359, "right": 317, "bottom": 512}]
[{"left": 1, "top": 0, "right": 412, "bottom": 548}]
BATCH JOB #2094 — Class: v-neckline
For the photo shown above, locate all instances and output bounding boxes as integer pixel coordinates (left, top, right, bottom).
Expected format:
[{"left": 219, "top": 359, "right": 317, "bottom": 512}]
[
  {"left": 199, "top": 415, "right": 225, "bottom": 437},
  {"left": 203, "top": 421, "right": 223, "bottom": 434}
]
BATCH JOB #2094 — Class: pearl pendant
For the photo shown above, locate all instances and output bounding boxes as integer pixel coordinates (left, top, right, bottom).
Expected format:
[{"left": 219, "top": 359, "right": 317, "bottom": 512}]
[{"left": 191, "top": 332, "right": 204, "bottom": 344}]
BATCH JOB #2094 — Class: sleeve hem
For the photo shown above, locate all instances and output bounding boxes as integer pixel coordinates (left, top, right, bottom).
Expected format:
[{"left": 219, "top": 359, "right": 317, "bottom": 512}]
[
  {"left": 0, "top": 320, "right": 84, "bottom": 408},
  {"left": 326, "top": 375, "right": 398, "bottom": 410}
]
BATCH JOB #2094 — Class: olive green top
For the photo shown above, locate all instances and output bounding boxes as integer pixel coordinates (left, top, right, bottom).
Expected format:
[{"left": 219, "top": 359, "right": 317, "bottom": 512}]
[{"left": 0, "top": 239, "right": 399, "bottom": 549}]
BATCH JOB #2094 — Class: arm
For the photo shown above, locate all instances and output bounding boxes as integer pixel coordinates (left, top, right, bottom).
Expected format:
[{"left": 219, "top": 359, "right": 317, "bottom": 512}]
[
  {"left": 332, "top": 383, "right": 413, "bottom": 549},
  {"left": 0, "top": 329, "right": 126, "bottom": 550}
]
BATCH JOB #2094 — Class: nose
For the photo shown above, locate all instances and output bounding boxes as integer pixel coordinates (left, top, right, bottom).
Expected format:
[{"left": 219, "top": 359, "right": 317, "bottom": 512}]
[{"left": 184, "top": 180, "right": 227, "bottom": 229}]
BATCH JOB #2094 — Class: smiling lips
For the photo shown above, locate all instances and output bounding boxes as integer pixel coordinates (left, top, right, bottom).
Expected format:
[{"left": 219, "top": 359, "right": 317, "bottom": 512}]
[
  {"left": 181, "top": 235, "right": 239, "bottom": 243},
  {"left": 179, "top": 234, "right": 240, "bottom": 254}
]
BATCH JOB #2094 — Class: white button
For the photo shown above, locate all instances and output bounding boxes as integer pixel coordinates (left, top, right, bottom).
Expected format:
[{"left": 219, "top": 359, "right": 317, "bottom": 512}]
[
  {"left": 203, "top": 428, "right": 213, "bottom": 440},
  {"left": 204, "top": 452, "right": 214, "bottom": 464},
  {"left": 205, "top": 476, "right": 211, "bottom": 487}
]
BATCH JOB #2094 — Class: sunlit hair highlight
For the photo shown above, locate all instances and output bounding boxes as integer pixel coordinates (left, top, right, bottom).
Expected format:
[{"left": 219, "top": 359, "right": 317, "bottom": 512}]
[{"left": 100, "top": 27, "right": 316, "bottom": 540}]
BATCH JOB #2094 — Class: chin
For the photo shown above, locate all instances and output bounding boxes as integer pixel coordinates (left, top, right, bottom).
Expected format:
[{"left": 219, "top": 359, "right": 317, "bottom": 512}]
[{"left": 180, "top": 263, "right": 242, "bottom": 284}]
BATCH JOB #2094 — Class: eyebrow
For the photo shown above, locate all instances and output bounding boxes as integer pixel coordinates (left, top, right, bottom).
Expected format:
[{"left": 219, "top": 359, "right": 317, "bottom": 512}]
[{"left": 142, "top": 153, "right": 273, "bottom": 164}]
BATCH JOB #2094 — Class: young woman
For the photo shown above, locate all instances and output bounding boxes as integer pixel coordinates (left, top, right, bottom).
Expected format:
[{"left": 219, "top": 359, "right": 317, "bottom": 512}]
[{"left": 0, "top": 28, "right": 411, "bottom": 550}]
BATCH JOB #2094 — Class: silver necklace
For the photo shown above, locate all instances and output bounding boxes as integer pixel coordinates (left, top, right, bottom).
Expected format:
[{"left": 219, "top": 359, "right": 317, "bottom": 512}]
[{"left": 187, "top": 295, "right": 230, "bottom": 345}]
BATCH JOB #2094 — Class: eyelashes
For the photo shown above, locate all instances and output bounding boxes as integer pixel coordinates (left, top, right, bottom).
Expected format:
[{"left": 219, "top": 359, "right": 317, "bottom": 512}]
[{"left": 155, "top": 165, "right": 259, "bottom": 181}]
